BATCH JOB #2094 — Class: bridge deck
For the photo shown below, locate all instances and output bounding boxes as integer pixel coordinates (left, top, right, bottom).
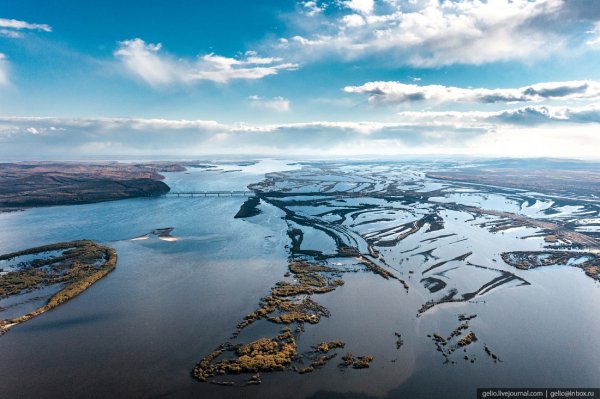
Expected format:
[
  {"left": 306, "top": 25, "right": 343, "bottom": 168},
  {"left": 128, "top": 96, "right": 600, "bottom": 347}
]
[{"left": 165, "top": 191, "right": 254, "bottom": 197}]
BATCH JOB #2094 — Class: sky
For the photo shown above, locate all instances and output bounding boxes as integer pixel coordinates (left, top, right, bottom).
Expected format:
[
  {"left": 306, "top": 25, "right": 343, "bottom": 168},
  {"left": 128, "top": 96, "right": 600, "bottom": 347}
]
[{"left": 1, "top": 0, "right": 600, "bottom": 159}]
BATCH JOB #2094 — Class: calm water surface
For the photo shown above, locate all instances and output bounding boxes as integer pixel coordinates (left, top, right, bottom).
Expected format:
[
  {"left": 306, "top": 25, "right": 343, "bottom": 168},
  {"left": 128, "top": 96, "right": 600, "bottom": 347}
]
[{"left": 0, "top": 160, "right": 598, "bottom": 399}]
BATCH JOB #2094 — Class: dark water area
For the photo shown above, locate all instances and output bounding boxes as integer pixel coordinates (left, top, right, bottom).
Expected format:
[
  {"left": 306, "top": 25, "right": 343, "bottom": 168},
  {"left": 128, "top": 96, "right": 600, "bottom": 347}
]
[{"left": 0, "top": 160, "right": 599, "bottom": 399}]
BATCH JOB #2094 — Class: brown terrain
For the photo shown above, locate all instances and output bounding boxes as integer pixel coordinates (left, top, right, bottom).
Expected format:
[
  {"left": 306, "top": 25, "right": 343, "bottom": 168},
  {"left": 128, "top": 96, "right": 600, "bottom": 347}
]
[
  {"left": 427, "top": 167, "right": 600, "bottom": 197},
  {"left": 0, "top": 162, "right": 184, "bottom": 211}
]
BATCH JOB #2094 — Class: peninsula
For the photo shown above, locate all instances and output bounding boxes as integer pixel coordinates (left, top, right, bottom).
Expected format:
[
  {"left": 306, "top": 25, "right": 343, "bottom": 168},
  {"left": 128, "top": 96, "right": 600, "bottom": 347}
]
[{"left": 0, "top": 162, "right": 181, "bottom": 211}]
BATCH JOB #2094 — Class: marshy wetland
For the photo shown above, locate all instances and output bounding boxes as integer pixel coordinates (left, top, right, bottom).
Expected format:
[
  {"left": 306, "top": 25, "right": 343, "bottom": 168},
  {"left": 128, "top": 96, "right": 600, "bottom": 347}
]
[{"left": 0, "top": 159, "right": 599, "bottom": 398}]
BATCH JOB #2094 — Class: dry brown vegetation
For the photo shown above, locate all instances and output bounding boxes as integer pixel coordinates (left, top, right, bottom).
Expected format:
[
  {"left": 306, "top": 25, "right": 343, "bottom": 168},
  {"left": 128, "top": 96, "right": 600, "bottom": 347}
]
[
  {"left": 297, "top": 341, "right": 346, "bottom": 374},
  {"left": 0, "top": 162, "right": 177, "bottom": 210},
  {"left": 235, "top": 261, "right": 343, "bottom": 332},
  {"left": 457, "top": 332, "right": 477, "bottom": 347},
  {"left": 428, "top": 314, "right": 488, "bottom": 364},
  {"left": 314, "top": 341, "right": 345, "bottom": 353},
  {"left": 339, "top": 353, "right": 374, "bottom": 369},
  {"left": 193, "top": 259, "right": 358, "bottom": 385},
  {"left": 447, "top": 323, "right": 469, "bottom": 340},
  {"left": 0, "top": 240, "right": 117, "bottom": 334},
  {"left": 193, "top": 328, "right": 297, "bottom": 384}
]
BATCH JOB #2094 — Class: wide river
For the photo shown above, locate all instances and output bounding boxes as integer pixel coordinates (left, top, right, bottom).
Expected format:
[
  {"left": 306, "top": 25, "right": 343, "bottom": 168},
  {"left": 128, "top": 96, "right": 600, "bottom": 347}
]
[{"left": 0, "top": 159, "right": 598, "bottom": 398}]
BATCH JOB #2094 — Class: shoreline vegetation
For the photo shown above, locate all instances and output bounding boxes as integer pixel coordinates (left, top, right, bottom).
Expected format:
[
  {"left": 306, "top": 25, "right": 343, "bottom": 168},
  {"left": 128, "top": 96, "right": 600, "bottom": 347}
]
[
  {"left": 501, "top": 251, "right": 600, "bottom": 281},
  {"left": 0, "top": 240, "right": 117, "bottom": 335},
  {"left": 192, "top": 260, "right": 362, "bottom": 386}
]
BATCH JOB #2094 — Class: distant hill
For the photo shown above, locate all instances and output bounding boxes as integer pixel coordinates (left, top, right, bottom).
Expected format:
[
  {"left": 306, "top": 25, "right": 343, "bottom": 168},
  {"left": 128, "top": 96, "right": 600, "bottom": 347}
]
[{"left": 0, "top": 162, "right": 182, "bottom": 210}]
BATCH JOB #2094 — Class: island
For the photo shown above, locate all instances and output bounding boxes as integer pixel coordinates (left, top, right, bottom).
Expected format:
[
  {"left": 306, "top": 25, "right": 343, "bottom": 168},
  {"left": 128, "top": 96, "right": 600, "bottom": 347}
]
[{"left": 0, "top": 240, "right": 117, "bottom": 335}]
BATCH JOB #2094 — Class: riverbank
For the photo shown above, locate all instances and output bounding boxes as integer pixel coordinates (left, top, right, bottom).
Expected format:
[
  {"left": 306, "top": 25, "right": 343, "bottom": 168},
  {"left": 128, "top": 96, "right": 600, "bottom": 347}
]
[{"left": 0, "top": 161, "right": 180, "bottom": 210}]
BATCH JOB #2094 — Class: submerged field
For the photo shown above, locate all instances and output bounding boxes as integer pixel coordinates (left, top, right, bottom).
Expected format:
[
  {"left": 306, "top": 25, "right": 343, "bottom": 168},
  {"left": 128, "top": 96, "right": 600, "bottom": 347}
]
[
  {"left": 192, "top": 160, "right": 600, "bottom": 388},
  {"left": 0, "top": 159, "right": 598, "bottom": 398}
]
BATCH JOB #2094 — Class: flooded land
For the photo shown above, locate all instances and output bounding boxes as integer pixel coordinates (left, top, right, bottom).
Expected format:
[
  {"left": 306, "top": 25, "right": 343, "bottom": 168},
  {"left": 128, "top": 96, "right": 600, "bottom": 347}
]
[
  {"left": 0, "top": 240, "right": 117, "bottom": 334},
  {"left": 0, "top": 158, "right": 599, "bottom": 398}
]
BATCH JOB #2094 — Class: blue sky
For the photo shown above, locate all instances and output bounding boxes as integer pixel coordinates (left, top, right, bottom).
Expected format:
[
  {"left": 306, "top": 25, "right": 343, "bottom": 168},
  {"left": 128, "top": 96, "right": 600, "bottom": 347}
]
[{"left": 1, "top": 0, "right": 600, "bottom": 158}]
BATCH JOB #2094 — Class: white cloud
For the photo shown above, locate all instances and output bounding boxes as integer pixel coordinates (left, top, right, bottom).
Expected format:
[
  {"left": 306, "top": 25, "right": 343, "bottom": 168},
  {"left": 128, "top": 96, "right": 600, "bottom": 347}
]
[
  {"left": 0, "top": 116, "right": 483, "bottom": 156},
  {"left": 345, "top": 80, "right": 600, "bottom": 105},
  {"left": 0, "top": 29, "right": 23, "bottom": 38},
  {"left": 277, "top": 0, "right": 598, "bottom": 67},
  {"left": 303, "top": 1, "right": 326, "bottom": 16},
  {"left": 190, "top": 53, "right": 298, "bottom": 84},
  {"left": 1, "top": 105, "right": 599, "bottom": 158},
  {"left": 0, "top": 18, "right": 51, "bottom": 38},
  {"left": 587, "top": 22, "right": 600, "bottom": 46},
  {"left": 114, "top": 39, "right": 175, "bottom": 86},
  {"left": 0, "top": 53, "right": 8, "bottom": 86},
  {"left": 114, "top": 38, "right": 298, "bottom": 86},
  {"left": 0, "top": 18, "right": 51, "bottom": 85},
  {"left": 249, "top": 95, "right": 291, "bottom": 112},
  {"left": 0, "top": 18, "right": 51, "bottom": 32},
  {"left": 342, "top": 14, "right": 366, "bottom": 27},
  {"left": 344, "top": 0, "right": 375, "bottom": 15},
  {"left": 395, "top": 104, "right": 600, "bottom": 126},
  {"left": 494, "top": 104, "right": 600, "bottom": 124}
]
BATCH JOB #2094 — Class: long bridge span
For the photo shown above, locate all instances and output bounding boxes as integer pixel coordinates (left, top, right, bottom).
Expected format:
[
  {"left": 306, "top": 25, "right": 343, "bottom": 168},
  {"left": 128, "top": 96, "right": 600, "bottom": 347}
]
[{"left": 164, "top": 190, "right": 254, "bottom": 197}]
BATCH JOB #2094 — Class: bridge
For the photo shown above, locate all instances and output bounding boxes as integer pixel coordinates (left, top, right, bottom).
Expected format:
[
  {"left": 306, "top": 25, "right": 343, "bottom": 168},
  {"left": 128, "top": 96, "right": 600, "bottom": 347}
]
[{"left": 165, "top": 190, "right": 254, "bottom": 197}]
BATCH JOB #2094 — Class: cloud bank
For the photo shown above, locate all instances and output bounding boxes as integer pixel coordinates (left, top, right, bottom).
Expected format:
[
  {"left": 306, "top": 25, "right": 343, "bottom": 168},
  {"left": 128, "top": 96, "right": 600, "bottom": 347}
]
[
  {"left": 396, "top": 104, "right": 600, "bottom": 125},
  {"left": 1, "top": 104, "right": 599, "bottom": 158},
  {"left": 344, "top": 80, "right": 600, "bottom": 105},
  {"left": 278, "top": 0, "right": 599, "bottom": 67}
]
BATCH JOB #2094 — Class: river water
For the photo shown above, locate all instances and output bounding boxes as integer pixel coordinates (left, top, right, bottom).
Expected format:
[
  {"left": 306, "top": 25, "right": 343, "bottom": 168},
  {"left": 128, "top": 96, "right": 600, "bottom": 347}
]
[{"left": 0, "top": 159, "right": 598, "bottom": 399}]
